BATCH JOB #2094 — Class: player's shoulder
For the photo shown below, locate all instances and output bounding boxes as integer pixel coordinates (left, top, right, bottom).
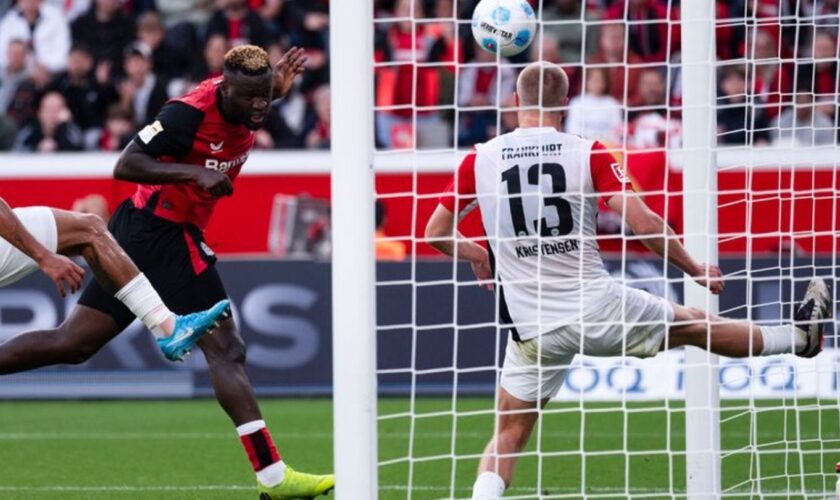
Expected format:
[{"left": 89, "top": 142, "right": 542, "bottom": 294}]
[{"left": 174, "top": 78, "right": 223, "bottom": 112}]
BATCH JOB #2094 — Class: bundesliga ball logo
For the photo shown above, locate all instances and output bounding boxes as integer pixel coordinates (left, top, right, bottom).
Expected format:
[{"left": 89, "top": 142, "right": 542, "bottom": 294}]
[{"left": 471, "top": 0, "right": 537, "bottom": 57}]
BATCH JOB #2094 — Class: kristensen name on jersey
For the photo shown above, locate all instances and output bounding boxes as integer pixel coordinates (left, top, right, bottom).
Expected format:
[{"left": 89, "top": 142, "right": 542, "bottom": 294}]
[{"left": 514, "top": 238, "right": 581, "bottom": 259}]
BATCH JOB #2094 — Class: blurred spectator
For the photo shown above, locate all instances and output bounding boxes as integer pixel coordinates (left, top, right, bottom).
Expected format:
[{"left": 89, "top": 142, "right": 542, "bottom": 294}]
[
  {"left": 810, "top": 30, "right": 838, "bottom": 115},
  {"left": 716, "top": 66, "right": 770, "bottom": 145},
  {"left": 206, "top": 0, "right": 270, "bottom": 48},
  {"left": 2, "top": 43, "right": 52, "bottom": 128},
  {"left": 189, "top": 34, "right": 229, "bottom": 82},
  {"left": 13, "top": 91, "right": 84, "bottom": 151},
  {"left": 542, "top": 0, "right": 595, "bottom": 64},
  {"left": 605, "top": 0, "right": 676, "bottom": 63},
  {"left": 70, "top": 0, "right": 133, "bottom": 67},
  {"left": 0, "top": 0, "right": 71, "bottom": 72},
  {"left": 260, "top": 83, "right": 317, "bottom": 149},
  {"left": 771, "top": 90, "right": 836, "bottom": 145},
  {"left": 118, "top": 43, "right": 168, "bottom": 128},
  {"left": 305, "top": 85, "right": 330, "bottom": 149},
  {"left": 71, "top": 194, "right": 110, "bottom": 222},
  {"left": 136, "top": 12, "right": 193, "bottom": 81},
  {"left": 156, "top": 0, "right": 214, "bottom": 28},
  {"left": 587, "top": 23, "right": 643, "bottom": 103},
  {"left": 529, "top": 32, "right": 581, "bottom": 98},
  {"left": 98, "top": 104, "right": 133, "bottom": 151},
  {"left": 375, "top": 200, "right": 406, "bottom": 261},
  {"left": 805, "top": 0, "right": 840, "bottom": 35},
  {"left": 457, "top": 48, "right": 515, "bottom": 145},
  {"left": 283, "top": 0, "right": 330, "bottom": 92},
  {"left": 627, "top": 69, "right": 681, "bottom": 149},
  {"left": 565, "top": 67, "right": 623, "bottom": 145},
  {"left": 0, "top": 39, "right": 30, "bottom": 116},
  {"left": 47, "top": 44, "right": 117, "bottom": 137},
  {"left": 45, "top": 0, "right": 90, "bottom": 21},
  {"left": 374, "top": 0, "right": 447, "bottom": 149}
]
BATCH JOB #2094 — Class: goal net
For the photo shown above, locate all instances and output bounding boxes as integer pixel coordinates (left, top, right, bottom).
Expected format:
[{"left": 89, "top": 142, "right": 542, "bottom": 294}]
[{"left": 354, "top": 0, "right": 840, "bottom": 497}]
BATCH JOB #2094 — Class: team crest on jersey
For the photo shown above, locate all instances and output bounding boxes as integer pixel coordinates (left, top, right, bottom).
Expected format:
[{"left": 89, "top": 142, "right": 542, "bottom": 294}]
[
  {"left": 138, "top": 120, "right": 164, "bottom": 144},
  {"left": 610, "top": 162, "right": 630, "bottom": 183}
]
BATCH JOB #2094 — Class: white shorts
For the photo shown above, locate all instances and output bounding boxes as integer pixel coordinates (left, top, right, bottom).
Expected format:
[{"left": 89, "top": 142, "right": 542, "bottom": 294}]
[
  {"left": 500, "top": 282, "right": 675, "bottom": 402},
  {"left": 0, "top": 207, "right": 57, "bottom": 287}
]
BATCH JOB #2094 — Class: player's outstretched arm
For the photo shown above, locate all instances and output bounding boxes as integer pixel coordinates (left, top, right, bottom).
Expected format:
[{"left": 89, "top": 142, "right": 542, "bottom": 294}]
[
  {"left": 115, "top": 142, "right": 234, "bottom": 197},
  {"left": 425, "top": 204, "right": 493, "bottom": 289},
  {"left": 607, "top": 193, "right": 724, "bottom": 294},
  {"left": 0, "top": 198, "right": 84, "bottom": 296}
]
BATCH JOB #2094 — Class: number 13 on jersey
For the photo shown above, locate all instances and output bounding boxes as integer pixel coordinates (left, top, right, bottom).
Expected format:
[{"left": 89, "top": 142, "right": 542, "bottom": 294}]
[{"left": 501, "top": 162, "right": 574, "bottom": 238}]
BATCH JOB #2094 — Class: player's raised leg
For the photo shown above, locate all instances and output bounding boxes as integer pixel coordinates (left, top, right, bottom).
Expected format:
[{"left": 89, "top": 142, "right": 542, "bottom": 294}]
[
  {"left": 51, "top": 208, "right": 230, "bottom": 361},
  {"left": 197, "top": 319, "right": 335, "bottom": 499},
  {"left": 666, "top": 277, "right": 831, "bottom": 358}
]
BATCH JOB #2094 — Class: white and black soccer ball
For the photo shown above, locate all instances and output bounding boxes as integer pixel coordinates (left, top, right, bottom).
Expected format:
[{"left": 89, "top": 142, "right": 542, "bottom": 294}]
[{"left": 471, "top": 0, "right": 537, "bottom": 58}]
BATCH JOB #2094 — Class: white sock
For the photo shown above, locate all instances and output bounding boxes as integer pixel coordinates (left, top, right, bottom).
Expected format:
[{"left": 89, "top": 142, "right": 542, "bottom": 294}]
[
  {"left": 236, "top": 420, "right": 286, "bottom": 487},
  {"left": 472, "top": 471, "right": 506, "bottom": 499},
  {"left": 257, "top": 461, "right": 287, "bottom": 487},
  {"left": 760, "top": 325, "right": 805, "bottom": 355},
  {"left": 114, "top": 273, "right": 175, "bottom": 338}
]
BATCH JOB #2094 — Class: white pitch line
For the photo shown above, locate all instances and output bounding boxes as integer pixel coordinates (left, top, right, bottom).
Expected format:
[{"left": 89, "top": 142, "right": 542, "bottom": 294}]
[
  {"left": 0, "top": 429, "right": 798, "bottom": 441},
  {"left": 0, "top": 485, "right": 252, "bottom": 492}
]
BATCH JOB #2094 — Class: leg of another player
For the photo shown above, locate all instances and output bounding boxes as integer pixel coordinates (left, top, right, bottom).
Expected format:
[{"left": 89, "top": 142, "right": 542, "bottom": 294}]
[
  {"left": 197, "top": 321, "right": 334, "bottom": 498},
  {"left": 52, "top": 209, "right": 174, "bottom": 337},
  {"left": 0, "top": 305, "right": 121, "bottom": 374},
  {"left": 666, "top": 277, "right": 830, "bottom": 358},
  {"left": 473, "top": 387, "right": 547, "bottom": 499}
]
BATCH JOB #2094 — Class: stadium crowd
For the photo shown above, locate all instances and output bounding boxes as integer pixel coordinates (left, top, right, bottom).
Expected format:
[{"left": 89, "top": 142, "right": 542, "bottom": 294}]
[
  {"left": 373, "top": 0, "right": 839, "bottom": 149},
  {"left": 0, "top": 0, "right": 330, "bottom": 151},
  {"left": 0, "top": 0, "right": 836, "bottom": 152}
]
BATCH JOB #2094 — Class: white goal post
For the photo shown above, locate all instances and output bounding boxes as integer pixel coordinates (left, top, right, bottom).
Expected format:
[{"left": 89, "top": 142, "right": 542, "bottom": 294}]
[
  {"left": 680, "top": 0, "right": 721, "bottom": 497},
  {"left": 330, "top": 0, "right": 377, "bottom": 498}
]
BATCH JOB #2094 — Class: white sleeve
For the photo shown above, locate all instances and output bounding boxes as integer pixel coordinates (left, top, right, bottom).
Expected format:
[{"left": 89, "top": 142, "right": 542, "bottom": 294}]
[{"left": 35, "top": 10, "right": 70, "bottom": 72}]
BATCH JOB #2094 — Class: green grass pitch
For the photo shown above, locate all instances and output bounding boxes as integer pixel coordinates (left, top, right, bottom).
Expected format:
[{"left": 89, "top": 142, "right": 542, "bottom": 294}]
[{"left": 0, "top": 399, "right": 837, "bottom": 499}]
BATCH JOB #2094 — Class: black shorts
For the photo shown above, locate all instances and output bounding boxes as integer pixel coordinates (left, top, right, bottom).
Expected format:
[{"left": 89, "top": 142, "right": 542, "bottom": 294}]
[{"left": 78, "top": 199, "right": 227, "bottom": 331}]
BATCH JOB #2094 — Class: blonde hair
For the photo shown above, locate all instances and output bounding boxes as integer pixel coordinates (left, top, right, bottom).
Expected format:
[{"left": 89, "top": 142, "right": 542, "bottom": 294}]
[
  {"left": 516, "top": 62, "right": 569, "bottom": 108},
  {"left": 223, "top": 45, "right": 271, "bottom": 76}
]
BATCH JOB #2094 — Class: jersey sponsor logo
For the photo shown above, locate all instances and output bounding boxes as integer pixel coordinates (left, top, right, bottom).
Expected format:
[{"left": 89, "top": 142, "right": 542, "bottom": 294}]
[
  {"left": 138, "top": 120, "right": 164, "bottom": 144},
  {"left": 610, "top": 162, "right": 630, "bottom": 183},
  {"left": 514, "top": 238, "right": 580, "bottom": 259},
  {"left": 205, "top": 153, "right": 248, "bottom": 173},
  {"left": 209, "top": 141, "right": 224, "bottom": 153}
]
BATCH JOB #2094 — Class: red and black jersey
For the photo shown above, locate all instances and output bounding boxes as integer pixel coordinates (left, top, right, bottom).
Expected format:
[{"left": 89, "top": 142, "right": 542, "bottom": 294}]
[{"left": 131, "top": 78, "right": 256, "bottom": 229}]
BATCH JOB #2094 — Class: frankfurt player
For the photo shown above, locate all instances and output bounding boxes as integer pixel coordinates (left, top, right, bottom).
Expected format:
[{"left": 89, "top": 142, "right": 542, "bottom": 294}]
[
  {"left": 0, "top": 197, "right": 230, "bottom": 364},
  {"left": 425, "top": 62, "right": 831, "bottom": 499}
]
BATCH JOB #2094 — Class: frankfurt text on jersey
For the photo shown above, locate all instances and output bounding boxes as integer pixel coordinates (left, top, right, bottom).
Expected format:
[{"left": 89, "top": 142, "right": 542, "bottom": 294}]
[{"left": 501, "top": 143, "right": 563, "bottom": 161}]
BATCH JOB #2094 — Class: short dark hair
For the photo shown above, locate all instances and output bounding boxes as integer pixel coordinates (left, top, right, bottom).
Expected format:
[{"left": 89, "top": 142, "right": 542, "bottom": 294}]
[{"left": 223, "top": 45, "right": 271, "bottom": 76}]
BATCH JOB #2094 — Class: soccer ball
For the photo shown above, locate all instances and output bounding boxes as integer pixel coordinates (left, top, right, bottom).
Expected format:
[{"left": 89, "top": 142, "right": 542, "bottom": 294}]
[{"left": 471, "top": 0, "right": 537, "bottom": 58}]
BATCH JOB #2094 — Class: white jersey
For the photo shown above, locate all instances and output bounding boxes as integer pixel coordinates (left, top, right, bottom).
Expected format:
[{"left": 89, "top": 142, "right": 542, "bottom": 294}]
[{"left": 441, "top": 127, "right": 630, "bottom": 340}]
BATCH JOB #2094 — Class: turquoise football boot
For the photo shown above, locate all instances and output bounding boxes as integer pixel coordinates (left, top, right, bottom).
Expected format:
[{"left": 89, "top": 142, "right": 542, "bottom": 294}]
[{"left": 157, "top": 299, "right": 232, "bottom": 361}]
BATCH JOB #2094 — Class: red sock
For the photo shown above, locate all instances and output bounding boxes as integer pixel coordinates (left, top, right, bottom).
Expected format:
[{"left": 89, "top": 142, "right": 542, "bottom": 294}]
[{"left": 238, "top": 422, "right": 281, "bottom": 471}]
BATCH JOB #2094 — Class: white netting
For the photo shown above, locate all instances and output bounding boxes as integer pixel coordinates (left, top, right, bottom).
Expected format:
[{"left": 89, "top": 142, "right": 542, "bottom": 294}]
[{"left": 369, "top": 0, "right": 839, "bottom": 497}]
